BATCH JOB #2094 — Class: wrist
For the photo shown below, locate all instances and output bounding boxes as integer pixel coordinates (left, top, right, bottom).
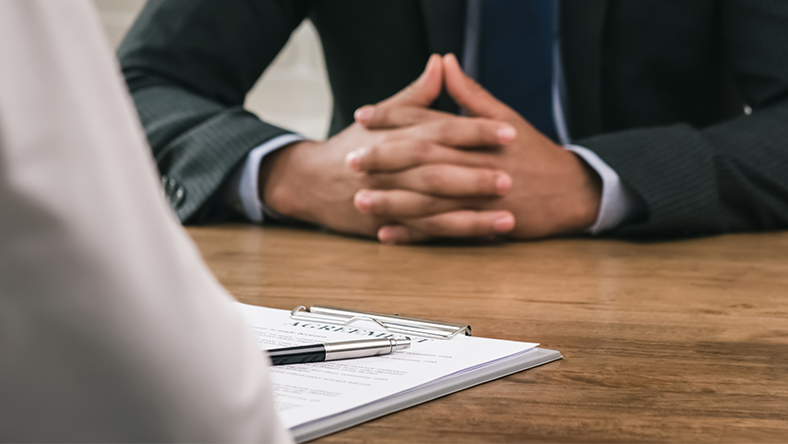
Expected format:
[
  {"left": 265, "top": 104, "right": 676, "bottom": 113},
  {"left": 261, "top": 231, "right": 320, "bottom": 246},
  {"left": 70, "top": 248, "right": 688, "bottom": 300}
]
[
  {"left": 258, "top": 140, "right": 320, "bottom": 222},
  {"left": 567, "top": 151, "right": 602, "bottom": 232}
]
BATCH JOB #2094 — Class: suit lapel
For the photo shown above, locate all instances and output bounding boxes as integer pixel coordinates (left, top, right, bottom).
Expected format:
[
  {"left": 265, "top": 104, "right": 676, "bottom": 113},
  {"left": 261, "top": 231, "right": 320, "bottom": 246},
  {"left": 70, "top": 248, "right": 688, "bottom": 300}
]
[{"left": 560, "top": 0, "right": 608, "bottom": 139}]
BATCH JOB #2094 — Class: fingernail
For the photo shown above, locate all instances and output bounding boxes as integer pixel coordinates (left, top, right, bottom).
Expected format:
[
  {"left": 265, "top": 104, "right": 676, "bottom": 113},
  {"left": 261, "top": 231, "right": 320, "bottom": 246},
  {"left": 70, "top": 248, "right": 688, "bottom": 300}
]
[
  {"left": 345, "top": 147, "right": 367, "bottom": 172},
  {"left": 354, "top": 106, "right": 375, "bottom": 125},
  {"left": 497, "top": 125, "right": 516, "bottom": 144},
  {"left": 493, "top": 213, "right": 515, "bottom": 233},
  {"left": 378, "top": 226, "right": 406, "bottom": 245},
  {"left": 496, "top": 173, "right": 512, "bottom": 194},
  {"left": 354, "top": 190, "right": 372, "bottom": 213}
]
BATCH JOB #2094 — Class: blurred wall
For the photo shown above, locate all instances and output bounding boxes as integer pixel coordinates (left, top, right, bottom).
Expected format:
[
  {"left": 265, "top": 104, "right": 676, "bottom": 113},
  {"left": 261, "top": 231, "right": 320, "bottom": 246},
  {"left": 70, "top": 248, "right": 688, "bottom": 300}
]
[{"left": 93, "top": 0, "right": 332, "bottom": 140}]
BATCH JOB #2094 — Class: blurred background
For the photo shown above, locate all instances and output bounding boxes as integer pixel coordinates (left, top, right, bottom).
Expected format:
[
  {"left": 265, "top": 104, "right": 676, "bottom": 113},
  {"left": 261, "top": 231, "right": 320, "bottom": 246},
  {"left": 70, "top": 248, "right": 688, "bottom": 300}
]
[{"left": 94, "top": 0, "right": 333, "bottom": 141}]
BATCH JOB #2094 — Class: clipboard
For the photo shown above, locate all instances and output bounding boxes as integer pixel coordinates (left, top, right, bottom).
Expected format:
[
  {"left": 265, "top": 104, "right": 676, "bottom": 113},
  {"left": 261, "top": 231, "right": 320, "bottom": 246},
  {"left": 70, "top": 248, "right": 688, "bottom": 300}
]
[
  {"left": 290, "top": 305, "right": 472, "bottom": 340},
  {"left": 238, "top": 303, "right": 561, "bottom": 442}
]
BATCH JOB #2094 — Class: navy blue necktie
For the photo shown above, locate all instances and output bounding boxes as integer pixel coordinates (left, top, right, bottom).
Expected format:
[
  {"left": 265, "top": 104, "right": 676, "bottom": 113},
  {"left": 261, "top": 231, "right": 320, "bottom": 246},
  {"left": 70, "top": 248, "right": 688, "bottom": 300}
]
[{"left": 480, "top": 0, "right": 556, "bottom": 141}]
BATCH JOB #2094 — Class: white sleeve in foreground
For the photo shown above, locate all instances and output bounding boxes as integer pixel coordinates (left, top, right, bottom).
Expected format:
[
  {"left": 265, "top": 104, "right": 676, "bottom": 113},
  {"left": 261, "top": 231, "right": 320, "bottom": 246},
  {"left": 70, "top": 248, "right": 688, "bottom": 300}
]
[
  {"left": 565, "top": 145, "right": 638, "bottom": 234},
  {"left": 0, "top": 2, "right": 292, "bottom": 442}
]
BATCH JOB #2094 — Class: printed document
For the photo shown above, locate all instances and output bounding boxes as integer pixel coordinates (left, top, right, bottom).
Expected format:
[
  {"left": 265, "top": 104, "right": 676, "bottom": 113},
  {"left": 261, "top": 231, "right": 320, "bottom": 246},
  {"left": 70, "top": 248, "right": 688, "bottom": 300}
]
[{"left": 236, "top": 303, "right": 561, "bottom": 442}]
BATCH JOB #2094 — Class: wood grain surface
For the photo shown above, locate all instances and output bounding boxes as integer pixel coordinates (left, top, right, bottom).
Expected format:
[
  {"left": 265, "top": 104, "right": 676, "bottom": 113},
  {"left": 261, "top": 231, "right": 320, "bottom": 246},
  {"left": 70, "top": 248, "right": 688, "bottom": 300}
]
[{"left": 188, "top": 225, "right": 788, "bottom": 443}]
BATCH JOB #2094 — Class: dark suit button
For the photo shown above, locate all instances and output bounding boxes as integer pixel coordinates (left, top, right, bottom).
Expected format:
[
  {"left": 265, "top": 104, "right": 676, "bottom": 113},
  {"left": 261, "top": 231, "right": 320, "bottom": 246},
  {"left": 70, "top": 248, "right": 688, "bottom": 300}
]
[
  {"left": 161, "top": 175, "right": 186, "bottom": 208},
  {"left": 172, "top": 185, "right": 186, "bottom": 207}
]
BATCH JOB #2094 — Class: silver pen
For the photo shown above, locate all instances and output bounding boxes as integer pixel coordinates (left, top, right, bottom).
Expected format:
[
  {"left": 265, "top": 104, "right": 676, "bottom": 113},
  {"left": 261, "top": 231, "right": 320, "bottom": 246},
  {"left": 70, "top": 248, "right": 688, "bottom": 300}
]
[{"left": 266, "top": 337, "right": 411, "bottom": 365}]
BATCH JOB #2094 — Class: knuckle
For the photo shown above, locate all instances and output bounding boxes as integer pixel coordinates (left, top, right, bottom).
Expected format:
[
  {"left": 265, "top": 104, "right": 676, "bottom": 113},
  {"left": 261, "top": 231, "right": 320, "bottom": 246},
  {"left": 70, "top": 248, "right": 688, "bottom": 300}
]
[
  {"left": 420, "top": 168, "right": 445, "bottom": 191},
  {"left": 421, "top": 216, "right": 444, "bottom": 233},
  {"left": 419, "top": 195, "right": 440, "bottom": 213},
  {"left": 369, "top": 194, "right": 392, "bottom": 215},
  {"left": 378, "top": 130, "right": 392, "bottom": 145},
  {"left": 478, "top": 170, "right": 498, "bottom": 193},
  {"left": 473, "top": 122, "right": 489, "bottom": 143},
  {"left": 370, "top": 106, "right": 387, "bottom": 125},
  {"left": 431, "top": 119, "right": 452, "bottom": 141},
  {"left": 388, "top": 108, "right": 409, "bottom": 127},
  {"left": 363, "top": 173, "right": 383, "bottom": 189},
  {"left": 410, "top": 107, "right": 428, "bottom": 123},
  {"left": 387, "top": 107, "right": 404, "bottom": 124},
  {"left": 410, "top": 140, "right": 432, "bottom": 163},
  {"left": 476, "top": 217, "right": 494, "bottom": 235},
  {"left": 364, "top": 145, "right": 381, "bottom": 167},
  {"left": 470, "top": 119, "right": 495, "bottom": 143},
  {"left": 479, "top": 154, "right": 501, "bottom": 169}
]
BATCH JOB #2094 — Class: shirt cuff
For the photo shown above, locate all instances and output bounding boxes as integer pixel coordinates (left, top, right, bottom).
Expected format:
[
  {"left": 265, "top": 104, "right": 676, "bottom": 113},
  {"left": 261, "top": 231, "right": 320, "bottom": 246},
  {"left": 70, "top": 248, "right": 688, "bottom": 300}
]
[
  {"left": 226, "top": 134, "right": 305, "bottom": 223},
  {"left": 565, "top": 144, "right": 638, "bottom": 234}
]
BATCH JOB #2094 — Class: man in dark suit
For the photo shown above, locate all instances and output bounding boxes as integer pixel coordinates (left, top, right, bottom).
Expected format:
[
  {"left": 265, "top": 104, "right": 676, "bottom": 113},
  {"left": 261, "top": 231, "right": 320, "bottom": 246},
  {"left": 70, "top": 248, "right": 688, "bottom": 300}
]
[{"left": 118, "top": 0, "right": 788, "bottom": 243}]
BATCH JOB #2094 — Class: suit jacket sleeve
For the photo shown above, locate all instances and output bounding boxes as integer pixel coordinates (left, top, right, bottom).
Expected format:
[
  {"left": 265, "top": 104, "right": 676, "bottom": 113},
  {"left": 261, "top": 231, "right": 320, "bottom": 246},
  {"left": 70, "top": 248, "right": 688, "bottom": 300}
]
[
  {"left": 118, "top": 0, "right": 313, "bottom": 223},
  {"left": 577, "top": 1, "right": 788, "bottom": 237}
]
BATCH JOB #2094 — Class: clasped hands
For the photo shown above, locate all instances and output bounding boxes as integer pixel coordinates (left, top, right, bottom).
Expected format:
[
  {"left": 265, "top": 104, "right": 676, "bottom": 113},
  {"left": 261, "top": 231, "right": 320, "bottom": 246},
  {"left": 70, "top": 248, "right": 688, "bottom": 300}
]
[{"left": 260, "top": 54, "right": 601, "bottom": 244}]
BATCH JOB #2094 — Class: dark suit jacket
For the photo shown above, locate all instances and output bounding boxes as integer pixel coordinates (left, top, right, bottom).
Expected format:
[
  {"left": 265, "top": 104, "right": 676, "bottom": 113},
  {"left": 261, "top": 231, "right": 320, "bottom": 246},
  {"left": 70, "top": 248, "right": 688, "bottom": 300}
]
[{"left": 118, "top": 0, "right": 788, "bottom": 237}]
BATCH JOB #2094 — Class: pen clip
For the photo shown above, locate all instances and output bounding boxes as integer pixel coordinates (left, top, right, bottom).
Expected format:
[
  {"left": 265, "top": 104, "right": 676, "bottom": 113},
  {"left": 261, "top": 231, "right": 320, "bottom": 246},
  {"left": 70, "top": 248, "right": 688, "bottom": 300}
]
[{"left": 290, "top": 305, "right": 472, "bottom": 340}]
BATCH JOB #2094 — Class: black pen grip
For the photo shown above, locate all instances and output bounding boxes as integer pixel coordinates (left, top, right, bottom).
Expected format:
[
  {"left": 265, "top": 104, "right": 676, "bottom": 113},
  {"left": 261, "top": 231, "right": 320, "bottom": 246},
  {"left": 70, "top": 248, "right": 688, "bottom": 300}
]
[{"left": 268, "top": 344, "right": 326, "bottom": 365}]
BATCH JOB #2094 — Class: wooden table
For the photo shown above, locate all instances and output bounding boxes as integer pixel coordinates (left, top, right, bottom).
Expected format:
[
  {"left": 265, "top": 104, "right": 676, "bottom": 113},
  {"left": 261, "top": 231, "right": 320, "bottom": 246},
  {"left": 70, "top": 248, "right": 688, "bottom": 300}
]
[{"left": 189, "top": 225, "right": 788, "bottom": 443}]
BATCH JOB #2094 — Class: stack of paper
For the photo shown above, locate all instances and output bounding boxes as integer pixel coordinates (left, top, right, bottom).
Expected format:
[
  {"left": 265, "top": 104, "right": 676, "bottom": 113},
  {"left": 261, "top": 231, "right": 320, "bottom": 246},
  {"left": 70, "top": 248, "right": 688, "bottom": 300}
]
[{"left": 236, "top": 303, "right": 561, "bottom": 443}]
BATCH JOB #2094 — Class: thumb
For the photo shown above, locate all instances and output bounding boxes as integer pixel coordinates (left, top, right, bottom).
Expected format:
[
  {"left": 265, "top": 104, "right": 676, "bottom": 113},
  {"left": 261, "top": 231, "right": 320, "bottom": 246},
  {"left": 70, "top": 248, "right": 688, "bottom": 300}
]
[
  {"left": 443, "top": 53, "right": 512, "bottom": 120},
  {"left": 355, "top": 54, "right": 443, "bottom": 125},
  {"left": 384, "top": 53, "right": 443, "bottom": 107}
]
